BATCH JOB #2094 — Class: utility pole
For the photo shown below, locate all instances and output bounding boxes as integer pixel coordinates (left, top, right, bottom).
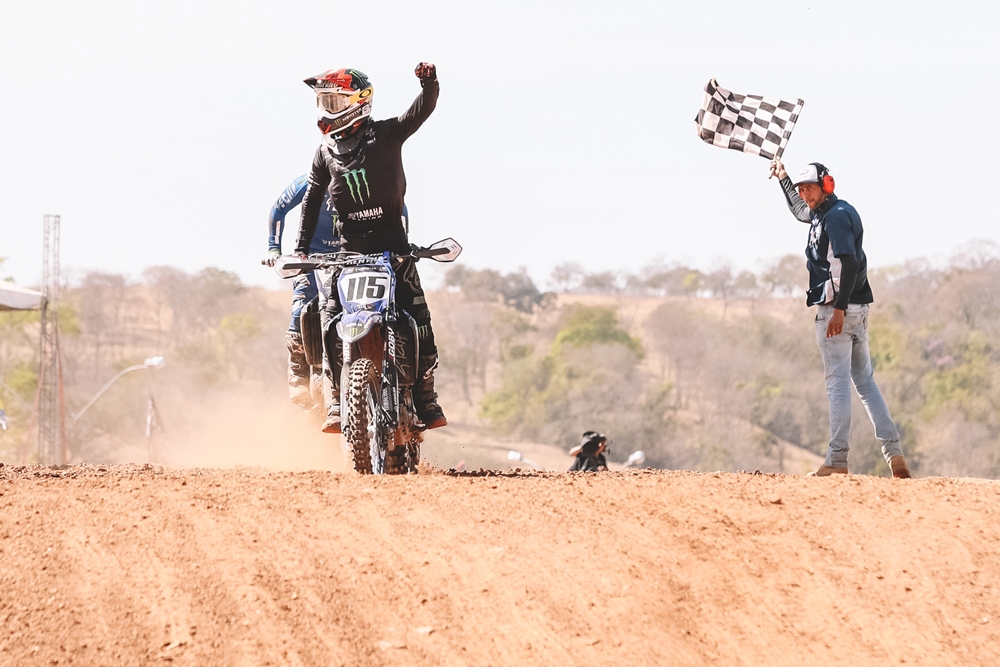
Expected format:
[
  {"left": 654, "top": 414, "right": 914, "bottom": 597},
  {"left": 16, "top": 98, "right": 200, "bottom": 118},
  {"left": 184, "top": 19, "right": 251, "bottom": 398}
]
[{"left": 37, "top": 214, "right": 65, "bottom": 465}]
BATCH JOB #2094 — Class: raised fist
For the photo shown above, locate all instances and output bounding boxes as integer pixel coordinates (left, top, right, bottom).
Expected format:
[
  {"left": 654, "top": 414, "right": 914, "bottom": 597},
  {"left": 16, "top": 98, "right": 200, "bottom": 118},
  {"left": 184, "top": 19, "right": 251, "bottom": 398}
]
[{"left": 414, "top": 62, "right": 437, "bottom": 83}]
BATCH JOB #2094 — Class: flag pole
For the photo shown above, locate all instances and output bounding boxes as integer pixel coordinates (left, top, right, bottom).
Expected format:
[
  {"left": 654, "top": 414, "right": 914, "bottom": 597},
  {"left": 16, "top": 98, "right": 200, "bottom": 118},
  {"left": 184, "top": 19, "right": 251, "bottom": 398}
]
[{"left": 768, "top": 139, "right": 789, "bottom": 180}]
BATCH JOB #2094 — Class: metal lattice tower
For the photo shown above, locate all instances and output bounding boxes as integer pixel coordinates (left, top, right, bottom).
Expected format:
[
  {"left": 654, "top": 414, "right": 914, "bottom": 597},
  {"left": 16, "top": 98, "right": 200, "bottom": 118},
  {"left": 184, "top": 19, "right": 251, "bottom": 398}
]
[{"left": 37, "top": 214, "right": 66, "bottom": 464}]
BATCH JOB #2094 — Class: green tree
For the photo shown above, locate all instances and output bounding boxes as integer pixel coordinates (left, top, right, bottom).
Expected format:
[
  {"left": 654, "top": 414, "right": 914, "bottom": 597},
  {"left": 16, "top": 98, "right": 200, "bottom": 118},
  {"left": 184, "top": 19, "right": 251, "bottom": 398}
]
[
  {"left": 446, "top": 266, "right": 550, "bottom": 313},
  {"left": 482, "top": 305, "right": 661, "bottom": 455},
  {"left": 553, "top": 306, "right": 643, "bottom": 358}
]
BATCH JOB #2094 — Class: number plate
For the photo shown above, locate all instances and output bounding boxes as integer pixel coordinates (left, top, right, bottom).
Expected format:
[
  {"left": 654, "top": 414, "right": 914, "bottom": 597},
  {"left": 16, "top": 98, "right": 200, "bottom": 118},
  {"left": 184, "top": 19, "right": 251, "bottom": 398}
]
[{"left": 338, "top": 268, "right": 393, "bottom": 309}]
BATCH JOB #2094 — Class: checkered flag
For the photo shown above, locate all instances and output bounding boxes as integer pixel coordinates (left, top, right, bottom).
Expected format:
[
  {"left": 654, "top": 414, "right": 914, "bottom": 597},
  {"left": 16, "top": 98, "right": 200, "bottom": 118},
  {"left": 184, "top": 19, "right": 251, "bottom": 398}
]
[{"left": 695, "top": 78, "right": 804, "bottom": 161}]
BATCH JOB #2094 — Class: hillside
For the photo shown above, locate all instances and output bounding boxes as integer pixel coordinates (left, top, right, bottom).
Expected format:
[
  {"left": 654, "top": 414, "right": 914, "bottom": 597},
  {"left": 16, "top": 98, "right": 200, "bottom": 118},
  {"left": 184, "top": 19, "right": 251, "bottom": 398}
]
[{"left": 7, "top": 255, "right": 1000, "bottom": 479}]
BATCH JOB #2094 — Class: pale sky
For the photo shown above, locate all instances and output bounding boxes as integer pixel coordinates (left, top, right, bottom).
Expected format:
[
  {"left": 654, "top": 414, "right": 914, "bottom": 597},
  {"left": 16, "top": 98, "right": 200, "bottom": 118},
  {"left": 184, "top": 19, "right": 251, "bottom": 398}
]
[{"left": 2, "top": 0, "right": 997, "bottom": 289}]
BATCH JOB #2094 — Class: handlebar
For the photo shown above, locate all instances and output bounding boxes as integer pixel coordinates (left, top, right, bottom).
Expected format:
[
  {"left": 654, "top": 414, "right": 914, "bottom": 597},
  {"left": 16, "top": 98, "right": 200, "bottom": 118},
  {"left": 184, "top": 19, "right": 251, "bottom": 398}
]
[
  {"left": 272, "top": 249, "right": 436, "bottom": 270},
  {"left": 265, "top": 238, "right": 461, "bottom": 277}
]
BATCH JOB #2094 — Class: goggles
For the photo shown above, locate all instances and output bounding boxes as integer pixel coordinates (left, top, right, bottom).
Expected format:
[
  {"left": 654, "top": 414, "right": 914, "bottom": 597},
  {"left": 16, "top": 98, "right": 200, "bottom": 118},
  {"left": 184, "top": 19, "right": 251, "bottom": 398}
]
[{"left": 317, "top": 87, "right": 372, "bottom": 114}]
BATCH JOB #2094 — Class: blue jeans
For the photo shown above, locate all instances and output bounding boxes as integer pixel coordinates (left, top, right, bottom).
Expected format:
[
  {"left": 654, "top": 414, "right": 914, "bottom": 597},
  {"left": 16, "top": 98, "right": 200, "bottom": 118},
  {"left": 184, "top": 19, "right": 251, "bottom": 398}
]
[
  {"left": 815, "top": 304, "right": 904, "bottom": 468},
  {"left": 288, "top": 272, "right": 319, "bottom": 334}
]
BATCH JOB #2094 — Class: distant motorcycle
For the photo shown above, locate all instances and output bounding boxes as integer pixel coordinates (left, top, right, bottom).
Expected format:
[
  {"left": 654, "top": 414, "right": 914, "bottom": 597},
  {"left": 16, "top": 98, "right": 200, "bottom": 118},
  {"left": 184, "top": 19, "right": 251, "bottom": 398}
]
[
  {"left": 568, "top": 432, "right": 646, "bottom": 472},
  {"left": 274, "top": 239, "right": 462, "bottom": 475}
]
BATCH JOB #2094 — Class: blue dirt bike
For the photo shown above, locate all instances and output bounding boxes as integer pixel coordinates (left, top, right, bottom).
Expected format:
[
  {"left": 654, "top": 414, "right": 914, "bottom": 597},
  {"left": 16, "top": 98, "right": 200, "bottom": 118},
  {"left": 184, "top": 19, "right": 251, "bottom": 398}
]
[{"left": 275, "top": 239, "right": 461, "bottom": 474}]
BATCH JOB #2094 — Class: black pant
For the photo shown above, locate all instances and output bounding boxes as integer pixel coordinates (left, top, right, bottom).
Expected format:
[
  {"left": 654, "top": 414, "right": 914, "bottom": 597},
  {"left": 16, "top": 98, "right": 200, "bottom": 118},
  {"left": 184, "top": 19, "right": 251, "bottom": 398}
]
[{"left": 388, "top": 257, "right": 437, "bottom": 357}]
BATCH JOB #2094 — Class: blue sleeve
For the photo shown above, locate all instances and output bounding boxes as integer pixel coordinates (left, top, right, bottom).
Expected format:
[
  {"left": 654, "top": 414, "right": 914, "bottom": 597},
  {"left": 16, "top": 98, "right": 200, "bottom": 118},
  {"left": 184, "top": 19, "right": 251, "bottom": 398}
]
[
  {"left": 402, "top": 203, "right": 409, "bottom": 236},
  {"left": 825, "top": 204, "right": 860, "bottom": 259},
  {"left": 268, "top": 175, "right": 309, "bottom": 252}
]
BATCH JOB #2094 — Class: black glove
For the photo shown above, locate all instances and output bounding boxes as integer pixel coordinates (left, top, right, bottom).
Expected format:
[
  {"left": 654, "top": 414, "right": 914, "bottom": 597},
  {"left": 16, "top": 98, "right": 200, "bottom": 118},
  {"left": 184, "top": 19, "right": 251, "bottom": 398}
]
[{"left": 414, "top": 62, "right": 437, "bottom": 83}]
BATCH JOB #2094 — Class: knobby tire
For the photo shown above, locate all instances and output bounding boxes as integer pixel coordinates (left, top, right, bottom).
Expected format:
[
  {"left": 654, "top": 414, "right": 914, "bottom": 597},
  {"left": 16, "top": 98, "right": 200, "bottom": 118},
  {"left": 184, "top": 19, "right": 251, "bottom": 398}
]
[
  {"left": 344, "top": 358, "right": 378, "bottom": 474},
  {"left": 405, "top": 439, "right": 421, "bottom": 474},
  {"left": 386, "top": 446, "right": 407, "bottom": 475}
]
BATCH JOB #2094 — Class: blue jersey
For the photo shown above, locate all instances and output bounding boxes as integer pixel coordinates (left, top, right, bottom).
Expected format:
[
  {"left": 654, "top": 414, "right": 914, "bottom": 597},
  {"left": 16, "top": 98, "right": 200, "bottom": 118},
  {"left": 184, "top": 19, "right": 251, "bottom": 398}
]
[{"left": 269, "top": 175, "right": 340, "bottom": 255}]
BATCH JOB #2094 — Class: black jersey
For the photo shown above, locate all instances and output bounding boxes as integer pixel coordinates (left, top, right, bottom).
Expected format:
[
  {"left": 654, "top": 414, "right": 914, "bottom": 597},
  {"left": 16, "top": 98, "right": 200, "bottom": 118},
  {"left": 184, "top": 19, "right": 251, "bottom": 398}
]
[
  {"left": 569, "top": 453, "right": 608, "bottom": 472},
  {"left": 296, "top": 79, "right": 439, "bottom": 256}
]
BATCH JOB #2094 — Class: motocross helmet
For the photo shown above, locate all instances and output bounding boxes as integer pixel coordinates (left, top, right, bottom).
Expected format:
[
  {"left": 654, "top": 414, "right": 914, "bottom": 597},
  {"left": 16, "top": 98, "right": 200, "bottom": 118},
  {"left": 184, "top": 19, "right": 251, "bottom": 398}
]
[
  {"left": 570, "top": 431, "right": 606, "bottom": 457},
  {"left": 303, "top": 68, "right": 373, "bottom": 140}
]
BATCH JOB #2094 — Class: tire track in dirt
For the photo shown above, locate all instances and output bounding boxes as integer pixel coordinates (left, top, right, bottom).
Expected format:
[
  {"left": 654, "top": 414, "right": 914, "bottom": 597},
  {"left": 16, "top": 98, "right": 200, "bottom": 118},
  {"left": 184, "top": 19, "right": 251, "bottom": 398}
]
[
  {"left": 147, "top": 471, "right": 382, "bottom": 666},
  {"left": 2, "top": 464, "right": 1000, "bottom": 666}
]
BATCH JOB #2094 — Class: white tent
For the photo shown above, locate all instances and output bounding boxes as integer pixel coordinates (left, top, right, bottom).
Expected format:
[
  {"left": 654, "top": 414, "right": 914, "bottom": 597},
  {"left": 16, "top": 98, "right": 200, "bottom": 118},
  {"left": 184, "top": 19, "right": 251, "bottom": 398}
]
[{"left": 0, "top": 282, "right": 45, "bottom": 311}]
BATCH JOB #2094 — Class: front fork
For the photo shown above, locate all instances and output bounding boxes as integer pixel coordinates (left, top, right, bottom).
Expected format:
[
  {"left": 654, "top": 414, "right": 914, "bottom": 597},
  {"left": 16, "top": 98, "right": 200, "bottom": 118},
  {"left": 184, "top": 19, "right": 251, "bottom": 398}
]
[{"left": 341, "top": 325, "right": 401, "bottom": 441}]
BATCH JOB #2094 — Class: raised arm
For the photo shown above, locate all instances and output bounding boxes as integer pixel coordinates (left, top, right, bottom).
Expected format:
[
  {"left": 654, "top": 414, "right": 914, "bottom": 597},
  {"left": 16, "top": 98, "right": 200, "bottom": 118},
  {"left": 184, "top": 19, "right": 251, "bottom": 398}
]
[
  {"left": 394, "top": 62, "right": 439, "bottom": 141},
  {"left": 771, "top": 159, "right": 812, "bottom": 223},
  {"left": 294, "top": 148, "right": 332, "bottom": 256}
]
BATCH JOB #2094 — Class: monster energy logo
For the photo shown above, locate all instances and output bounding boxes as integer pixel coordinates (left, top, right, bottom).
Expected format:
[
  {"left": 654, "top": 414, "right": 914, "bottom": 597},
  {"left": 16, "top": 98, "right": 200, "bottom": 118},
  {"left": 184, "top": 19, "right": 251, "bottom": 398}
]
[{"left": 343, "top": 169, "right": 370, "bottom": 203}]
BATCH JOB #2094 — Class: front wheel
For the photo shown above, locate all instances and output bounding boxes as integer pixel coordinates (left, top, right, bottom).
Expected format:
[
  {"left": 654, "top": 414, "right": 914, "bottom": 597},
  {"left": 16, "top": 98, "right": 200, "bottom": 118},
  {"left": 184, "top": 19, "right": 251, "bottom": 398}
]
[
  {"left": 343, "top": 358, "right": 383, "bottom": 474},
  {"left": 405, "top": 439, "right": 421, "bottom": 474}
]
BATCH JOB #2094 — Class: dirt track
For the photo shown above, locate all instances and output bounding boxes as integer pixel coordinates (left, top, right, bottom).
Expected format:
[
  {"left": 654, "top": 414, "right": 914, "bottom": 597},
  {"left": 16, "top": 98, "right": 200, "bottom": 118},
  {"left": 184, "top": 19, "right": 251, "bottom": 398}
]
[{"left": 2, "top": 463, "right": 999, "bottom": 666}]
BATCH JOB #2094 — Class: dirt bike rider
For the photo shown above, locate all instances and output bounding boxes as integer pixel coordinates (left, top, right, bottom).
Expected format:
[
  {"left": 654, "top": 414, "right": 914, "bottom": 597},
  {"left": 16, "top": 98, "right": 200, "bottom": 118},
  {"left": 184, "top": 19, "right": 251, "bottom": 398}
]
[
  {"left": 264, "top": 175, "right": 340, "bottom": 408},
  {"left": 568, "top": 431, "right": 609, "bottom": 472},
  {"left": 295, "top": 63, "right": 446, "bottom": 433},
  {"left": 265, "top": 177, "right": 410, "bottom": 411}
]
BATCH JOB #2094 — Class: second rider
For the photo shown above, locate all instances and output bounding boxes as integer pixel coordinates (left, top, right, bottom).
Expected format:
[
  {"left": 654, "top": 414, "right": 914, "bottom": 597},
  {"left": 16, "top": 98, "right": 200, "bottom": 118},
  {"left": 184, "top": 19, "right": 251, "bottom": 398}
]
[{"left": 295, "top": 62, "right": 447, "bottom": 433}]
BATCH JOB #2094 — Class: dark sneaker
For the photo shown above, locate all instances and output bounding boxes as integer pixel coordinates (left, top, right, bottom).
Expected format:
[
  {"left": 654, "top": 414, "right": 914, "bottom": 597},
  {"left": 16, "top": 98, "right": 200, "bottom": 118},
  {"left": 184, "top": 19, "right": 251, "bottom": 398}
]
[
  {"left": 807, "top": 465, "right": 849, "bottom": 477},
  {"left": 890, "top": 455, "right": 912, "bottom": 479},
  {"left": 416, "top": 401, "right": 448, "bottom": 430}
]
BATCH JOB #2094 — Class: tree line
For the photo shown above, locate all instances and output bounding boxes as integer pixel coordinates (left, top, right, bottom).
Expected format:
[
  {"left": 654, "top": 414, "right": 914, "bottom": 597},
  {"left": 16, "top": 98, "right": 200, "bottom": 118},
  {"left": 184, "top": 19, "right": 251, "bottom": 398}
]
[
  {"left": 4, "top": 242, "right": 1000, "bottom": 478},
  {"left": 435, "top": 242, "right": 1000, "bottom": 478},
  {"left": 0, "top": 264, "right": 285, "bottom": 463}
]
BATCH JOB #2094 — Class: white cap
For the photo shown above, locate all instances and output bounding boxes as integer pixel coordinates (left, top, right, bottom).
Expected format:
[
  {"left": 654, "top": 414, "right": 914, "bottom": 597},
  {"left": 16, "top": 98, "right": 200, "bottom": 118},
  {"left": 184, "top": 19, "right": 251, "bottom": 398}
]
[{"left": 792, "top": 163, "right": 822, "bottom": 187}]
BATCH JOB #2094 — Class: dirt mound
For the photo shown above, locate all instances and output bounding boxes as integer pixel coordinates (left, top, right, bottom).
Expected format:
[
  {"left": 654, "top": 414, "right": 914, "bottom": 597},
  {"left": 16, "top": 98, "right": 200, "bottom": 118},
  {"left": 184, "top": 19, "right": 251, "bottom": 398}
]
[{"left": 2, "top": 463, "right": 999, "bottom": 666}]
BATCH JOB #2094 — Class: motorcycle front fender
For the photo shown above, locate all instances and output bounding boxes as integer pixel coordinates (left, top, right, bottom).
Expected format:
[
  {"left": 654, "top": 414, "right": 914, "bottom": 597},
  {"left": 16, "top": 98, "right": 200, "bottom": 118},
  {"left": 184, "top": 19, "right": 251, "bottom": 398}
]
[{"left": 337, "top": 310, "right": 382, "bottom": 344}]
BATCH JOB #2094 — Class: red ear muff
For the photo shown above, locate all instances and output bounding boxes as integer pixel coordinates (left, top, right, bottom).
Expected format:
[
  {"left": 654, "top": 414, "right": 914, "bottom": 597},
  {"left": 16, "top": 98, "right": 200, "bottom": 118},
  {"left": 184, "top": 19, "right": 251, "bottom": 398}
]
[{"left": 821, "top": 174, "right": 835, "bottom": 194}]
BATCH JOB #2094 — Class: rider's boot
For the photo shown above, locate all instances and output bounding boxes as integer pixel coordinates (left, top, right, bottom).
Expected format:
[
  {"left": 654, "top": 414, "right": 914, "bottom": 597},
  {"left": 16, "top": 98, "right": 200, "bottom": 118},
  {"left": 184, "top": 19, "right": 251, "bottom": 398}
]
[
  {"left": 321, "top": 326, "right": 342, "bottom": 433},
  {"left": 286, "top": 332, "right": 313, "bottom": 408},
  {"left": 414, "top": 354, "right": 447, "bottom": 429},
  {"left": 321, "top": 389, "right": 341, "bottom": 434}
]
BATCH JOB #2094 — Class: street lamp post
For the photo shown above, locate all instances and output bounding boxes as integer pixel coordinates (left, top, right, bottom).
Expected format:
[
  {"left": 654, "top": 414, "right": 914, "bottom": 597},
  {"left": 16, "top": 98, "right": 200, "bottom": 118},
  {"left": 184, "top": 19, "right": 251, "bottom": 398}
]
[{"left": 71, "top": 356, "right": 165, "bottom": 425}]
